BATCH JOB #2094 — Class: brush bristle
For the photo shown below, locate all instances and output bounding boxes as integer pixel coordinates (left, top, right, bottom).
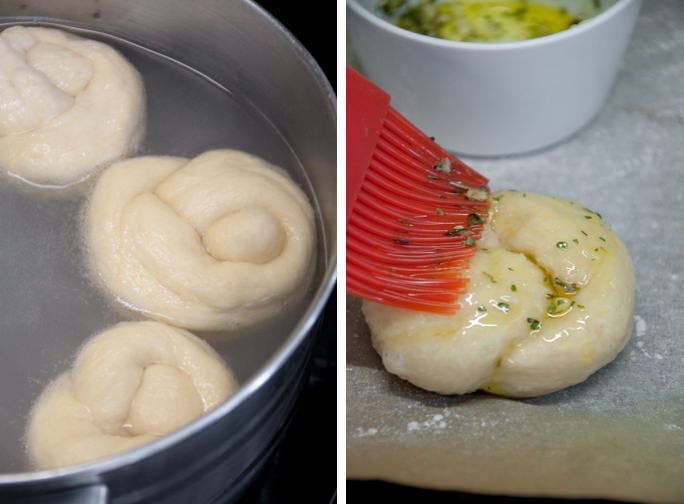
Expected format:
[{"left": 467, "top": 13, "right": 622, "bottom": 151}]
[{"left": 347, "top": 108, "right": 490, "bottom": 313}]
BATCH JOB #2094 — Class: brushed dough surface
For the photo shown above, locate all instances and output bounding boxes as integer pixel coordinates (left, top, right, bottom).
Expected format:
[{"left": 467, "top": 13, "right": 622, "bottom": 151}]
[
  {"left": 86, "top": 149, "right": 316, "bottom": 330},
  {"left": 0, "top": 25, "right": 145, "bottom": 187},
  {"left": 362, "top": 190, "right": 636, "bottom": 397},
  {"left": 26, "top": 321, "right": 238, "bottom": 470}
]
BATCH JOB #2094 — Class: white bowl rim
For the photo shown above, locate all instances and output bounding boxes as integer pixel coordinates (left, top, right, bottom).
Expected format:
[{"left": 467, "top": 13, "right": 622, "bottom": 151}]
[{"left": 347, "top": 0, "right": 639, "bottom": 51}]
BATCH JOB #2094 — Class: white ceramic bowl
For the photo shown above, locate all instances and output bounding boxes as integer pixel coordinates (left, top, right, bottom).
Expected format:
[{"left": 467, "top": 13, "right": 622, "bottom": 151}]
[{"left": 347, "top": 0, "right": 641, "bottom": 157}]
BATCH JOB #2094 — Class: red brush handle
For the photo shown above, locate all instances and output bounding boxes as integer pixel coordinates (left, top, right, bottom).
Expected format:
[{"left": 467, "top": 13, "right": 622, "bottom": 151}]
[{"left": 346, "top": 66, "right": 390, "bottom": 225}]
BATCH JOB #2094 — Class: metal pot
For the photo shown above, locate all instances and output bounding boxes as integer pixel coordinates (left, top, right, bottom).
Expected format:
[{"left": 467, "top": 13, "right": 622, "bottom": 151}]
[{"left": 0, "top": 1, "right": 336, "bottom": 502}]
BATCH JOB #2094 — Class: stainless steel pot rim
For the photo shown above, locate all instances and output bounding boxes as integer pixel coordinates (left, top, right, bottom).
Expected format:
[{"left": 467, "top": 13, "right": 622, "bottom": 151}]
[{"left": 0, "top": 0, "right": 337, "bottom": 484}]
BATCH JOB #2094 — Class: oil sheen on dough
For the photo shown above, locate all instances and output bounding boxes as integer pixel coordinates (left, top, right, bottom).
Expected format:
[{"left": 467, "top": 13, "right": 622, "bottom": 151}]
[
  {"left": 0, "top": 25, "right": 145, "bottom": 187},
  {"left": 362, "top": 190, "right": 636, "bottom": 398},
  {"left": 85, "top": 149, "right": 316, "bottom": 331},
  {"left": 26, "top": 321, "right": 238, "bottom": 470}
]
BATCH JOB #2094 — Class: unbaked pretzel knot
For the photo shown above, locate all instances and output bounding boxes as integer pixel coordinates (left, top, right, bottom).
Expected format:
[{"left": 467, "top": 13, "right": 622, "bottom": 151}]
[
  {"left": 363, "top": 190, "right": 636, "bottom": 398},
  {"left": 26, "top": 321, "right": 238, "bottom": 470},
  {"left": 0, "top": 25, "right": 145, "bottom": 187},
  {"left": 85, "top": 149, "right": 316, "bottom": 330}
]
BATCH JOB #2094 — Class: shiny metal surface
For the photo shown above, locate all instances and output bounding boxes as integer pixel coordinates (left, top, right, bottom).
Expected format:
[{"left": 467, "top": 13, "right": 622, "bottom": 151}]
[{"left": 0, "top": 0, "right": 336, "bottom": 501}]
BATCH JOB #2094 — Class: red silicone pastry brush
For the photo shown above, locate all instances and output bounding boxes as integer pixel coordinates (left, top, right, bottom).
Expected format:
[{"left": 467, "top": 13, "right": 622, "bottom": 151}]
[{"left": 346, "top": 66, "right": 491, "bottom": 314}]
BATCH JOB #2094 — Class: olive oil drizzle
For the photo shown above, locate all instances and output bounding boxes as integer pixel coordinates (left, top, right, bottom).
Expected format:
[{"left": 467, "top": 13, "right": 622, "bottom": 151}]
[{"left": 378, "top": 0, "right": 597, "bottom": 43}]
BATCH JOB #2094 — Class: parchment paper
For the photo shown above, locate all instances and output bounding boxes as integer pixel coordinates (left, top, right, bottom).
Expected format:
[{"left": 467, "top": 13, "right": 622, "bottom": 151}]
[{"left": 346, "top": 2, "right": 684, "bottom": 502}]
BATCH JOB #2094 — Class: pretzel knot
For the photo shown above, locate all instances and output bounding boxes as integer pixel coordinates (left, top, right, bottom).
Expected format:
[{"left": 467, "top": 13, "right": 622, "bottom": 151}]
[
  {"left": 27, "top": 321, "right": 238, "bottom": 469},
  {"left": 86, "top": 149, "right": 316, "bottom": 330},
  {"left": 0, "top": 25, "right": 145, "bottom": 187}
]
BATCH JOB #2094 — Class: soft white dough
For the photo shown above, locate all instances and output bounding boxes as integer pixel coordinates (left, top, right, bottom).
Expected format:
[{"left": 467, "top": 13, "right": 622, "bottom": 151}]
[
  {"left": 86, "top": 149, "right": 316, "bottom": 330},
  {"left": 26, "top": 321, "right": 238, "bottom": 470},
  {"left": 362, "top": 190, "right": 636, "bottom": 398},
  {"left": 0, "top": 25, "right": 145, "bottom": 187}
]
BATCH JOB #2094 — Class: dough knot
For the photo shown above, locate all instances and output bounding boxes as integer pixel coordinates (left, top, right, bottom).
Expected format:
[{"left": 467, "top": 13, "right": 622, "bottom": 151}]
[
  {"left": 26, "top": 321, "right": 238, "bottom": 469},
  {"left": 86, "top": 149, "right": 316, "bottom": 330},
  {"left": 0, "top": 26, "right": 145, "bottom": 186}
]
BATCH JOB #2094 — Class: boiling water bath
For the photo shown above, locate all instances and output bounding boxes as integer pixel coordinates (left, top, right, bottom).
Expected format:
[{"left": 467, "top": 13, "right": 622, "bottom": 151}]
[{"left": 0, "top": 24, "right": 322, "bottom": 473}]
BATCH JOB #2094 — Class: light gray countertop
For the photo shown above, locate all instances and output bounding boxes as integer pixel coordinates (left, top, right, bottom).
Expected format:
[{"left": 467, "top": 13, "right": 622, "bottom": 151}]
[{"left": 346, "top": 1, "right": 684, "bottom": 501}]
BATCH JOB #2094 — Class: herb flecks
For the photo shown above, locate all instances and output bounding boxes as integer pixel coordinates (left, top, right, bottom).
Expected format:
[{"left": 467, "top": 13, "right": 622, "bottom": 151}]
[
  {"left": 434, "top": 158, "right": 452, "bottom": 174},
  {"left": 483, "top": 271, "right": 497, "bottom": 283},
  {"left": 582, "top": 207, "right": 603, "bottom": 219},
  {"left": 447, "top": 181, "right": 490, "bottom": 202},
  {"left": 553, "top": 277, "right": 577, "bottom": 294},
  {"left": 556, "top": 241, "right": 568, "bottom": 249},
  {"left": 444, "top": 225, "right": 472, "bottom": 237},
  {"left": 527, "top": 318, "right": 542, "bottom": 331},
  {"left": 547, "top": 297, "right": 573, "bottom": 316},
  {"left": 467, "top": 213, "right": 486, "bottom": 226},
  {"left": 449, "top": 180, "right": 470, "bottom": 190},
  {"left": 466, "top": 185, "right": 490, "bottom": 202},
  {"left": 497, "top": 302, "right": 511, "bottom": 313}
]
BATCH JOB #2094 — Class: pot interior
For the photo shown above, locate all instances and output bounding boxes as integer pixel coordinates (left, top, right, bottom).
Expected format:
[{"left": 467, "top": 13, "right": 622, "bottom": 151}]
[{"left": 0, "top": 1, "right": 335, "bottom": 477}]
